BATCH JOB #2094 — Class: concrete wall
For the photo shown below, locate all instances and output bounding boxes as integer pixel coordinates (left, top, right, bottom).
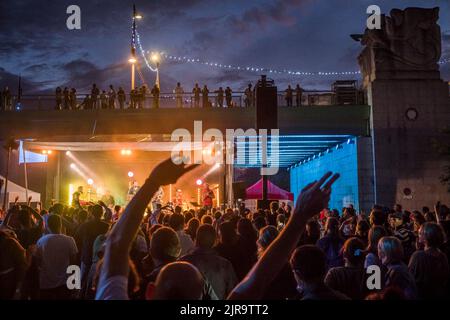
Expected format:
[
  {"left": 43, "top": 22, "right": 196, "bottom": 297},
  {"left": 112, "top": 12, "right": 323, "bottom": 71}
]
[
  {"left": 290, "top": 139, "right": 360, "bottom": 212},
  {"left": 368, "top": 79, "right": 450, "bottom": 210}
]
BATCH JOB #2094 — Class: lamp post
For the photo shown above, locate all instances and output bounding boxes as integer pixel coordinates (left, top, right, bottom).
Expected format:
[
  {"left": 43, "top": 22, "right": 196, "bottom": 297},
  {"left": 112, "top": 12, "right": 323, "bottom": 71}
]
[
  {"left": 130, "top": 4, "right": 142, "bottom": 90},
  {"left": 150, "top": 52, "right": 161, "bottom": 88},
  {"left": 129, "top": 57, "right": 137, "bottom": 90}
]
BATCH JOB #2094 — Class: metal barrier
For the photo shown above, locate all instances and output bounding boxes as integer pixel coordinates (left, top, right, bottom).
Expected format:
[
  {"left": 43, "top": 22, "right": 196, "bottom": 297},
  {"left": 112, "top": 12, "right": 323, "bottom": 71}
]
[{"left": 0, "top": 89, "right": 365, "bottom": 111}]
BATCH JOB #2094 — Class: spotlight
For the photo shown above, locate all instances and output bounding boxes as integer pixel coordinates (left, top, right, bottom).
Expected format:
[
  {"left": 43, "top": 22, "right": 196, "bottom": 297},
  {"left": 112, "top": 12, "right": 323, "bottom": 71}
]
[
  {"left": 196, "top": 179, "right": 203, "bottom": 186},
  {"left": 70, "top": 163, "right": 76, "bottom": 169},
  {"left": 66, "top": 151, "right": 71, "bottom": 156},
  {"left": 87, "top": 178, "right": 94, "bottom": 185},
  {"left": 121, "top": 149, "right": 132, "bottom": 156},
  {"left": 128, "top": 171, "right": 134, "bottom": 178},
  {"left": 47, "top": 150, "right": 52, "bottom": 155}
]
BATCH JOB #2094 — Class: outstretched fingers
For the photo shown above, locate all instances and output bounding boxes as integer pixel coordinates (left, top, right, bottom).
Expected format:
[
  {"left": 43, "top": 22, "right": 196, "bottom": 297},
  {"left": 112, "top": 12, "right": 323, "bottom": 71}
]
[
  {"left": 321, "top": 173, "right": 340, "bottom": 191},
  {"left": 312, "top": 172, "right": 332, "bottom": 190}
]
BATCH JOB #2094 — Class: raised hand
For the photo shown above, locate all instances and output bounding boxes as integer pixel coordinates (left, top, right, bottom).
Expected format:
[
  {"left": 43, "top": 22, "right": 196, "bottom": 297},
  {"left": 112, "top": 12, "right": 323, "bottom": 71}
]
[
  {"left": 293, "top": 171, "right": 340, "bottom": 222},
  {"left": 148, "top": 157, "right": 198, "bottom": 186}
]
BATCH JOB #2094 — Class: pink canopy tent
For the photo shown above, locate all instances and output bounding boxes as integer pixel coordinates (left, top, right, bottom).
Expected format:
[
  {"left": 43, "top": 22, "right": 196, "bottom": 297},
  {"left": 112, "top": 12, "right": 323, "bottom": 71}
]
[{"left": 245, "top": 179, "right": 294, "bottom": 201}]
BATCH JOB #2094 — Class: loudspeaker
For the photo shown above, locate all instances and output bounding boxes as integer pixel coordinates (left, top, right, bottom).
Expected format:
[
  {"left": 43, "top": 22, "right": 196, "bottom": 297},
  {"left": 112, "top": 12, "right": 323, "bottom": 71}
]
[
  {"left": 255, "top": 75, "right": 278, "bottom": 130},
  {"left": 233, "top": 181, "right": 246, "bottom": 200}
]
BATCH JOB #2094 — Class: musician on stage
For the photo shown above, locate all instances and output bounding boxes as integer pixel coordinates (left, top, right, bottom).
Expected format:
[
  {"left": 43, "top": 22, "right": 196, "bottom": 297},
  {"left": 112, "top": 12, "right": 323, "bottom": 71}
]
[
  {"left": 174, "top": 188, "right": 183, "bottom": 207},
  {"left": 72, "top": 186, "right": 83, "bottom": 208},
  {"left": 151, "top": 186, "right": 164, "bottom": 211},
  {"left": 201, "top": 183, "right": 215, "bottom": 211},
  {"left": 127, "top": 180, "right": 140, "bottom": 199}
]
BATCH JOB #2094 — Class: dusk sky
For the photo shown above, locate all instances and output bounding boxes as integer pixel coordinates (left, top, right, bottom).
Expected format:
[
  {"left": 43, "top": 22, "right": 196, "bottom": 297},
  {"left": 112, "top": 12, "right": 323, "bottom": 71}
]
[{"left": 0, "top": 0, "right": 449, "bottom": 94}]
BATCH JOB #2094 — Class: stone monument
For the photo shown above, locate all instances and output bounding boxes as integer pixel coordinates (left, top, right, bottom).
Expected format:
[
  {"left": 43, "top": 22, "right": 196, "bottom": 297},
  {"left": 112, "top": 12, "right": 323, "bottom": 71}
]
[{"left": 358, "top": 7, "right": 450, "bottom": 208}]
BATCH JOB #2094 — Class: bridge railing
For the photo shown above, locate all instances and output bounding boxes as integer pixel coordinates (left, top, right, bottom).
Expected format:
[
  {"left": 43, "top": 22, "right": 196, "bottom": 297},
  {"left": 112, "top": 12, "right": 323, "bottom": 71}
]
[{"left": 0, "top": 89, "right": 365, "bottom": 111}]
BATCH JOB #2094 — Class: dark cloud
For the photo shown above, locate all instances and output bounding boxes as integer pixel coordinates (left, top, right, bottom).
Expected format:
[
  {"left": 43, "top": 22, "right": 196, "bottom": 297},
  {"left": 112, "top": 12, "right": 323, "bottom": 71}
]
[{"left": 226, "top": 0, "right": 308, "bottom": 34}]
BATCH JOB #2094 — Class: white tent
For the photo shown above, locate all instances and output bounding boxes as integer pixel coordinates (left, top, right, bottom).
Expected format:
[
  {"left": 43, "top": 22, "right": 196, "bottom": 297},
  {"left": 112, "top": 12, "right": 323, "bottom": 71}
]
[{"left": 0, "top": 175, "right": 41, "bottom": 208}]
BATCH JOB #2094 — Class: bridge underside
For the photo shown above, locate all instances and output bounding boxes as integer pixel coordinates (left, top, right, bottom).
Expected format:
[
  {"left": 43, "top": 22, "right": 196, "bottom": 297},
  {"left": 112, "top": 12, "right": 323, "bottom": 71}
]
[
  {"left": 1, "top": 105, "right": 370, "bottom": 140},
  {"left": 22, "top": 134, "right": 356, "bottom": 168}
]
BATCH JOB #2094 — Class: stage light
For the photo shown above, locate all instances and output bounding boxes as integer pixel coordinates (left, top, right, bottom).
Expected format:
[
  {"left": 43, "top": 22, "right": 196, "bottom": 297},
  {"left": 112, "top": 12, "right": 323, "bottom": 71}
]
[
  {"left": 196, "top": 179, "right": 203, "bottom": 186},
  {"left": 128, "top": 57, "right": 137, "bottom": 64},
  {"left": 47, "top": 150, "right": 52, "bottom": 155},
  {"left": 68, "top": 184, "right": 74, "bottom": 205},
  {"left": 70, "top": 163, "right": 76, "bottom": 169},
  {"left": 128, "top": 171, "right": 134, "bottom": 178},
  {"left": 121, "top": 149, "right": 132, "bottom": 156},
  {"left": 87, "top": 178, "right": 94, "bottom": 185},
  {"left": 66, "top": 151, "right": 71, "bottom": 156}
]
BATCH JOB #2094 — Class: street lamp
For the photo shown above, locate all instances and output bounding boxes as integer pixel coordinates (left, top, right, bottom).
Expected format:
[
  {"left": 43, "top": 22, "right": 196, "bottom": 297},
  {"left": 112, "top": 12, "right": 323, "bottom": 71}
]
[{"left": 150, "top": 51, "right": 161, "bottom": 88}]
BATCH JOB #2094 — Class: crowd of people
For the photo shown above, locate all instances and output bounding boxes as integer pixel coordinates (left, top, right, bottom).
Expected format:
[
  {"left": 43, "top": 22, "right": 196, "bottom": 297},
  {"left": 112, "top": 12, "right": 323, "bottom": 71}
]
[
  {"left": 1, "top": 159, "right": 449, "bottom": 300},
  {"left": 0, "top": 82, "right": 305, "bottom": 111},
  {"left": 45, "top": 82, "right": 304, "bottom": 110}
]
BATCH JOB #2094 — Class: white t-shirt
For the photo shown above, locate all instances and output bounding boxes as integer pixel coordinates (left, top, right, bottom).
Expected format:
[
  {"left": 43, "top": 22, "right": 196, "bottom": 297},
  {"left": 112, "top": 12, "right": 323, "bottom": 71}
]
[
  {"left": 176, "top": 230, "right": 194, "bottom": 256},
  {"left": 36, "top": 233, "right": 78, "bottom": 289}
]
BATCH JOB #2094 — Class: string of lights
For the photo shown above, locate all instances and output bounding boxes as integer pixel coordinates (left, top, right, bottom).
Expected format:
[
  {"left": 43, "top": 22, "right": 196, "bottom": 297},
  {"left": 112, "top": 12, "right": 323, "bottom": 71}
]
[
  {"left": 136, "top": 30, "right": 158, "bottom": 72},
  {"left": 135, "top": 25, "right": 450, "bottom": 77}
]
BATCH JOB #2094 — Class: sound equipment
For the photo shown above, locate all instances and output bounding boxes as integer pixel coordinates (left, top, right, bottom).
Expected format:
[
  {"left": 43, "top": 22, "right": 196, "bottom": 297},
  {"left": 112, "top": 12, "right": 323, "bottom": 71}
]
[
  {"left": 233, "top": 181, "right": 246, "bottom": 200},
  {"left": 255, "top": 75, "right": 278, "bottom": 130}
]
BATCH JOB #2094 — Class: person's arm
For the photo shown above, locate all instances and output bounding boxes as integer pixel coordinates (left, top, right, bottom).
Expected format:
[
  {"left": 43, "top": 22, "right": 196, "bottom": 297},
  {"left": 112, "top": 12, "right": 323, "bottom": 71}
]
[
  {"left": 434, "top": 201, "right": 441, "bottom": 224},
  {"left": 99, "top": 200, "right": 113, "bottom": 222},
  {"left": 228, "top": 172, "right": 339, "bottom": 300},
  {"left": 24, "top": 205, "right": 43, "bottom": 229},
  {"left": 98, "top": 158, "right": 197, "bottom": 288}
]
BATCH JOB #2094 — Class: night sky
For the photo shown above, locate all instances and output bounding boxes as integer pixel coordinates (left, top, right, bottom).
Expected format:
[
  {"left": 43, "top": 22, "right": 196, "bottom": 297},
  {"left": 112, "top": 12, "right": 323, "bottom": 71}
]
[{"left": 0, "top": 0, "right": 449, "bottom": 94}]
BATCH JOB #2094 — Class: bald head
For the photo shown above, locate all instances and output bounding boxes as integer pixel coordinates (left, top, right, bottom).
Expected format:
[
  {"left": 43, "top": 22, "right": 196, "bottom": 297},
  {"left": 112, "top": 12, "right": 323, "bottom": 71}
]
[{"left": 152, "top": 262, "right": 204, "bottom": 300}]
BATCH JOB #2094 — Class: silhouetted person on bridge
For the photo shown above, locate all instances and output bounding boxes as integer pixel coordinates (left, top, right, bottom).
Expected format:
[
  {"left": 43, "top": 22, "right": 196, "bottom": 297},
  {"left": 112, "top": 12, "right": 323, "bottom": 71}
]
[
  {"left": 174, "top": 83, "right": 184, "bottom": 108},
  {"left": 129, "top": 89, "right": 136, "bottom": 109},
  {"left": 63, "top": 87, "right": 70, "bottom": 109},
  {"left": 225, "top": 87, "right": 232, "bottom": 107},
  {"left": 202, "top": 85, "right": 210, "bottom": 108},
  {"left": 108, "top": 85, "right": 116, "bottom": 109},
  {"left": 215, "top": 87, "right": 224, "bottom": 107},
  {"left": 117, "top": 87, "right": 125, "bottom": 109},
  {"left": 151, "top": 84, "right": 160, "bottom": 109},
  {"left": 91, "top": 84, "right": 100, "bottom": 109},
  {"left": 285, "top": 85, "right": 293, "bottom": 107},
  {"left": 55, "top": 87, "right": 62, "bottom": 110},
  {"left": 135, "top": 88, "right": 142, "bottom": 109},
  {"left": 296, "top": 84, "right": 303, "bottom": 107},
  {"left": 140, "top": 85, "right": 147, "bottom": 108},
  {"left": 1, "top": 86, "right": 11, "bottom": 110},
  {"left": 244, "top": 83, "right": 253, "bottom": 108},
  {"left": 192, "top": 83, "right": 201, "bottom": 108},
  {"left": 70, "top": 88, "right": 77, "bottom": 109},
  {"left": 80, "top": 95, "right": 93, "bottom": 110},
  {"left": 100, "top": 90, "right": 108, "bottom": 109}
]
